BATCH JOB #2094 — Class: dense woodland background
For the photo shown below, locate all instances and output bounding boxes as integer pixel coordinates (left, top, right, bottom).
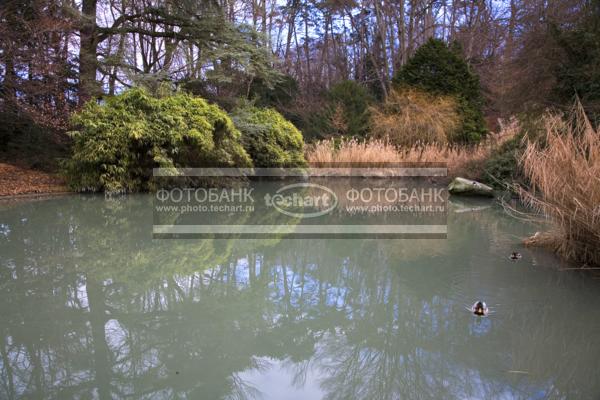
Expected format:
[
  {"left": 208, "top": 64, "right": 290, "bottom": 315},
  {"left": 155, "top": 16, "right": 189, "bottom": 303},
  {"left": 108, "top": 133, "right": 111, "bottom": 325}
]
[{"left": 0, "top": 0, "right": 599, "bottom": 154}]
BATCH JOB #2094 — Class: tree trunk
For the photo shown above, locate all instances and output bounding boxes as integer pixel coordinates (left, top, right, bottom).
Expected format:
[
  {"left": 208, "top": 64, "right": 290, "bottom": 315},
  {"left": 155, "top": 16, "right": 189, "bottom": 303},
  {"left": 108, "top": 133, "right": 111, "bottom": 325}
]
[{"left": 79, "top": 0, "right": 99, "bottom": 104}]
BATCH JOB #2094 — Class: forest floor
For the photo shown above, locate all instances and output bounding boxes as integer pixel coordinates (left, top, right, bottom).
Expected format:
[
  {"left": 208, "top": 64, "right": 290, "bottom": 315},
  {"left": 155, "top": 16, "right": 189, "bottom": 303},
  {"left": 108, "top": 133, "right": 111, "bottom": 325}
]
[{"left": 0, "top": 163, "right": 68, "bottom": 197}]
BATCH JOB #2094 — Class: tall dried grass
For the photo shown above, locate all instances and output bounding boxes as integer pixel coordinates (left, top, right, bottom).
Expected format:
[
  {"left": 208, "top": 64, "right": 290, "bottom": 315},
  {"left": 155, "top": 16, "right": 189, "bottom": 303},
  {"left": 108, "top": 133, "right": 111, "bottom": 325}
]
[
  {"left": 370, "top": 88, "right": 460, "bottom": 146},
  {"left": 307, "top": 138, "right": 402, "bottom": 166},
  {"left": 306, "top": 119, "right": 517, "bottom": 178},
  {"left": 520, "top": 103, "right": 600, "bottom": 267}
]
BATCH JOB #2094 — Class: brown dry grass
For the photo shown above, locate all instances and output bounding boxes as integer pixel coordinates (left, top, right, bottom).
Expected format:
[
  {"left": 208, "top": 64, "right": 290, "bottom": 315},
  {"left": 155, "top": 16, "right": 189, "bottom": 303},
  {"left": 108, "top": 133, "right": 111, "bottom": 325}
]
[
  {"left": 307, "top": 138, "right": 402, "bottom": 166},
  {"left": 306, "top": 118, "right": 517, "bottom": 179},
  {"left": 519, "top": 103, "right": 600, "bottom": 267},
  {"left": 370, "top": 88, "right": 460, "bottom": 146}
]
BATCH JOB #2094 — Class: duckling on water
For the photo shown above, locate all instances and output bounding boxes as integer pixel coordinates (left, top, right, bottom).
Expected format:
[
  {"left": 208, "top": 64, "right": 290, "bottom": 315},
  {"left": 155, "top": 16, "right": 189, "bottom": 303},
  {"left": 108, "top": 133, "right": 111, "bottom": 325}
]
[
  {"left": 509, "top": 252, "right": 522, "bottom": 261},
  {"left": 471, "top": 301, "right": 489, "bottom": 316}
]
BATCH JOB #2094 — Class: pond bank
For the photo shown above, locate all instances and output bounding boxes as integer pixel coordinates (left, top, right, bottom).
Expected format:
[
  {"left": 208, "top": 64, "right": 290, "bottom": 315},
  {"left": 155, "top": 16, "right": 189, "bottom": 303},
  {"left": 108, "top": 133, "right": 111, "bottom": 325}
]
[{"left": 0, "top": 163, "right": 69, "bottom": 197}]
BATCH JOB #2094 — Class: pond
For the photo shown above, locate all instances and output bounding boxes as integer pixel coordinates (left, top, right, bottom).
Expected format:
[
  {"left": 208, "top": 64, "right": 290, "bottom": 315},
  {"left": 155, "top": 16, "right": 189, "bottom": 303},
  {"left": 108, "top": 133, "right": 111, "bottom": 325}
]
[{"left": 1, "top": 194, "right": 600, "bottom": 399}]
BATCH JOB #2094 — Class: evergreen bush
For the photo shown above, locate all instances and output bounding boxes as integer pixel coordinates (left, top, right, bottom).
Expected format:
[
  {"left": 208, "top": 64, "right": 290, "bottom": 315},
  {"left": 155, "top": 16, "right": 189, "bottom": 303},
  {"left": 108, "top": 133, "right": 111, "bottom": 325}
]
[
  {"left": 64, "top": 88, "right": 252, "bottom": 192},
  {"left": 231, "top": 104, "right": 306, "bottom": 167}
]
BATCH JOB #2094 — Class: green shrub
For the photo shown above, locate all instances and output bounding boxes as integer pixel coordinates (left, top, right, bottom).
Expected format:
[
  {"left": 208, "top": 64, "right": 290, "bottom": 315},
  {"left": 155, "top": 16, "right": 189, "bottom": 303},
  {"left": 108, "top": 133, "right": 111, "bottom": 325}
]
[
  {"left": 64, "top": 88, "right": 252, "bottom": 192},
  {"left": 393, "top": 38, "right": 487, "bottom": 142},
  {"left": 231, "top": 104, "right": 306, "bottom": 167}
]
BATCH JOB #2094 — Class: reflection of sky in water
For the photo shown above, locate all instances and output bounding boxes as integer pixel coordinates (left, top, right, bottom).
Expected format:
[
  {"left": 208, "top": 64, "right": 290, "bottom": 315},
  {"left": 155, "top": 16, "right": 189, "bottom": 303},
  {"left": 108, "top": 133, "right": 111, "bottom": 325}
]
[
  {"left": 236, "top": 356, "right": 326, "bottom": 400},
  {"left": 0, "top": 223, "right": 10, "bottom": 236},
  {"left": 234, "top": 337, "right": 557, "bottom": 400}
]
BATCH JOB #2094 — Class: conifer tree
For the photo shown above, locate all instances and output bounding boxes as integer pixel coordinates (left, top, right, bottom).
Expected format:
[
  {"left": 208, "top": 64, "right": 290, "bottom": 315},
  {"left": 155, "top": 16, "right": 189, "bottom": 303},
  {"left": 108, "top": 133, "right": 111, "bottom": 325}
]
[{"left": 393, "top": 38, "right": 487, "bottom": 142}]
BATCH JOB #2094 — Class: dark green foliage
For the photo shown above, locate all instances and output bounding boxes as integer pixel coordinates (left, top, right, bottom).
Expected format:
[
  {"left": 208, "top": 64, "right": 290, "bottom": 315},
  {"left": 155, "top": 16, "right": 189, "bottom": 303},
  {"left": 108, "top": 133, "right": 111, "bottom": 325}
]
[
  {"left": 249, "top": 75, "right": 299, "bottom": 108},
  {"left": 0, "top": 111, "right": 67, "bottom": 171},
  {"left": 176, "top": 25, "right": 283, "bottom": 112},
  {"left": 231, "top": 104, "right": 306, "bottom": 168},
  {"left": 282, "top": 81, "right": 375, "bottom": 142},
  {"left": 179, "top": 79, "right": 239, "bottom": 112},
  {"left": 283, "top": 104, "right": 328, "bottom": 142},
  {"left": 326, "top": 80, "right": 375, "bottom": 138},
  {"left": 64, "top": 88, "right": 252, "bottom": 192},
  {"left": 481, "top": 114, "right": 548, "bottom": 187},
  {"left": 393, "top": 39, "right": 481, "bottom": 104},
  {"left": 483, "top": 114, "right": 553, "bottom": 187},
  {"left": 552, "top": 2, "right": 600, "bottom": 124},
  {"left": 181, "top": 78, "right": 252, "bottom": 113},
  {"left": 292, "top": 80, "right": 374, "bottom": 141},
  {"left": 482, "top": 136, "right": 522, "bottom": 187},
  {"left": 393, "top": 38, "right": 487, "bottom": 142},
  {"left": 454, "top": 98, "right": 487, "bottom": 142}
]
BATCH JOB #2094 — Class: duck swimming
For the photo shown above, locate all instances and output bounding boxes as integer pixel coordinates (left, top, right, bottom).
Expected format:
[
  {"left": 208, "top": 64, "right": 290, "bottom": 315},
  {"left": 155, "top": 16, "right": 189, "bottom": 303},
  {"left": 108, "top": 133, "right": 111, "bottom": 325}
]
[
  {"left": 471, "top": 301, "right": 489, "bottom": 316},
  {"left": 509, "top": 252, "right": 522, "bottom": 261}
]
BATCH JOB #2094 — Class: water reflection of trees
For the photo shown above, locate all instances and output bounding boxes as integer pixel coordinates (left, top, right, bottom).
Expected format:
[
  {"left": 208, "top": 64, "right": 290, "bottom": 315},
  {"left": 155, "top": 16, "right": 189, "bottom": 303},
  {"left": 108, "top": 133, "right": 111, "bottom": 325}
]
[{"left": 1, "top": 196, "right": 600, "bottom": 399}]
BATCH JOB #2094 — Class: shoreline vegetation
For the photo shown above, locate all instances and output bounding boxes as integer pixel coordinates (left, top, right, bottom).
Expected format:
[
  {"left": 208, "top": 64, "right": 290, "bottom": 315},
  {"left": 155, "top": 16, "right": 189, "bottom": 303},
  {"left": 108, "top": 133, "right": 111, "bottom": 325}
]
[{"left": 520, "top": 105, "right": 600, "bottom": 268}]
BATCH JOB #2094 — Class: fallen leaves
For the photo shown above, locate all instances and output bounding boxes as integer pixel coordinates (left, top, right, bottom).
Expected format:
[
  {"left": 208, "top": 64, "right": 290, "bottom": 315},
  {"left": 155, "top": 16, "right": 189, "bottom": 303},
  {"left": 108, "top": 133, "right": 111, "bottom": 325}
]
[{"left": 0, "top": 163, "right": 68, "bottom": 197}]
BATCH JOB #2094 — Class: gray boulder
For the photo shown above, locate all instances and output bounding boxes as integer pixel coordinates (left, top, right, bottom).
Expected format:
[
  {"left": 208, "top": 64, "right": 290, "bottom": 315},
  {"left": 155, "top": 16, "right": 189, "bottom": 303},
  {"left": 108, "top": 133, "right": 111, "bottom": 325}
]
[{"left": 448, "top": 177, "right": 494, "bottom": 197}]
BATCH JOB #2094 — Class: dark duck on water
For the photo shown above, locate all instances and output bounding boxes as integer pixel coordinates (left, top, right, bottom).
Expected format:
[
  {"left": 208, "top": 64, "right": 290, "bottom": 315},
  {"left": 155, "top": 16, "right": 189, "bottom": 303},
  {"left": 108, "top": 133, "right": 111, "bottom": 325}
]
[
  {"left": 509, "top": 252, "right": 522, "bottom": 261},
  {"left": 471, "top": 301, "right": 489, "bottom": 316}
]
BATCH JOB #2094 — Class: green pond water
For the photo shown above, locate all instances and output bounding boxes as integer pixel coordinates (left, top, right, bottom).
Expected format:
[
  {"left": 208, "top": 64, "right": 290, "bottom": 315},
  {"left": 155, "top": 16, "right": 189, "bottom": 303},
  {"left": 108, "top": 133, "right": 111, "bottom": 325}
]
[{"left": 1, "top": 193, "right": 600, "bottom": 399}]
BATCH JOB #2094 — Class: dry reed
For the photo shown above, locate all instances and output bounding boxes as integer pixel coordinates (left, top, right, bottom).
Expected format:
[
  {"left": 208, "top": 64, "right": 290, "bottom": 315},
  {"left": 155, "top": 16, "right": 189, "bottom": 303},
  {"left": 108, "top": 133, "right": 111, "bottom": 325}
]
[
  {"left": 307, "top": 138, "right": 402, "bottom": 166},
  {"left": 306, "top": 119, "right": 517, "bottom": 179},
  {"left": 520, "top": 103, "right": 600, "bottom": 267},
  {"left": 370, "top": 88, "right": 460, "bottom": 146}
]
